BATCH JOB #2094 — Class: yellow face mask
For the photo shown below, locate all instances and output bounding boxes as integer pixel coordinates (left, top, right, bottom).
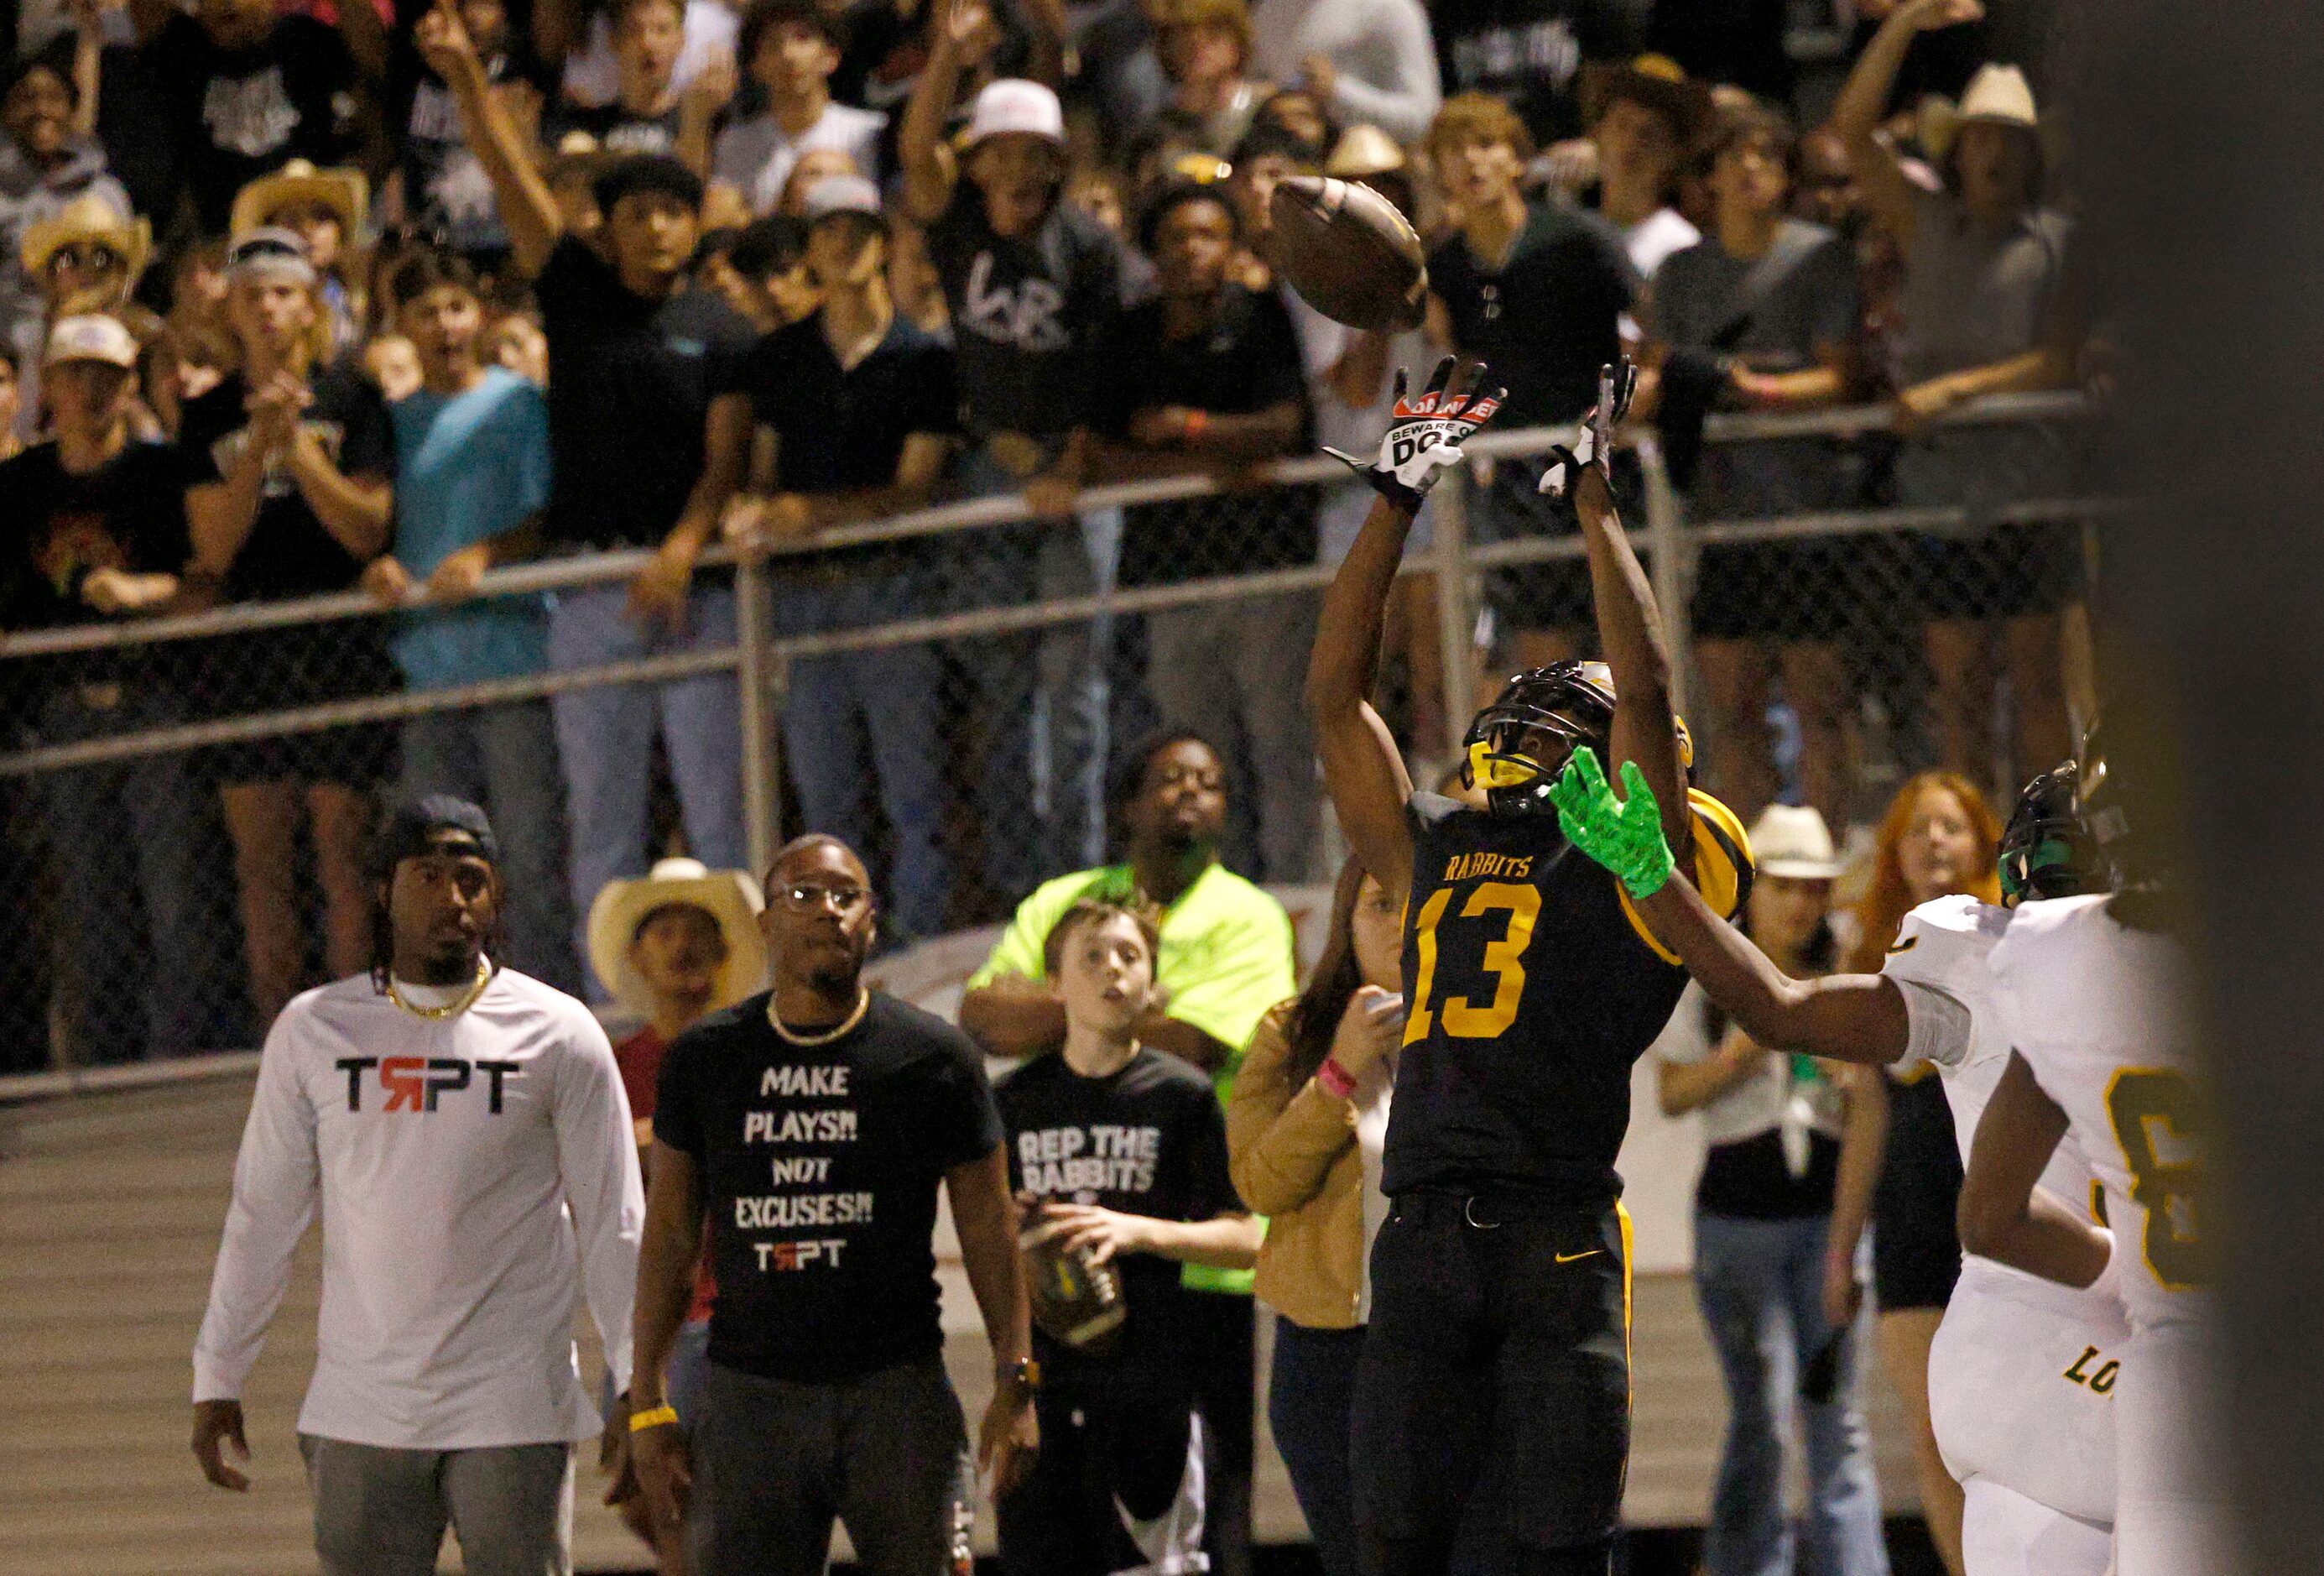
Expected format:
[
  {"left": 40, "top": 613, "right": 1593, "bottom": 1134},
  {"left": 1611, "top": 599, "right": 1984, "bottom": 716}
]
[{"left": 1467, "top": 738, "right": 1543, "bottom": 791}]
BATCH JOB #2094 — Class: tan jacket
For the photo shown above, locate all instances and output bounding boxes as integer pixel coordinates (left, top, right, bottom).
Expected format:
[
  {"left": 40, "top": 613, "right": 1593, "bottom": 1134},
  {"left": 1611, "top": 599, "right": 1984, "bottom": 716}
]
[{"left": 1227, "top": 1000, "right": 1367, "bottom": 1330}]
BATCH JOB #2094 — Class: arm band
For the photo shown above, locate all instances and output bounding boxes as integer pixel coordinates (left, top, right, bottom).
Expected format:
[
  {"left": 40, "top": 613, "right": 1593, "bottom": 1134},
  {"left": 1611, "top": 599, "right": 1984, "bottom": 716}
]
[{"left": 628, "top": 1404, "right": 680, "bottom": 1433}]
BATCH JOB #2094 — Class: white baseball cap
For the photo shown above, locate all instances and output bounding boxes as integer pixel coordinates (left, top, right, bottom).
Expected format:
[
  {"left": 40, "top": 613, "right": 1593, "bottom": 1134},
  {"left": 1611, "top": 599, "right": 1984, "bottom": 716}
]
[
  {"left": 44, "top": 313, "right": 139, "bottom": 370},
  {"left": 1748, "top": 804, "right": 1845, "bottom": 881},
  {"left": 802, "top": 174, "right": 883, "bottom": 224},
  {"left": 965, "top": 78, "right": 1065, "bottom": 146}
]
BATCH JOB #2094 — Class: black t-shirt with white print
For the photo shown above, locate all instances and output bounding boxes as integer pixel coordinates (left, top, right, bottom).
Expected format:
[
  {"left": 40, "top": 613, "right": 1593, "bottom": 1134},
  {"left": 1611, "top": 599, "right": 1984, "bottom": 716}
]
[
  {"left": 542, "top": 97, "right": 685, "bottom": 159},
  {"left": 925, "top": 185, "right": 1140, "bottom": 443},
  {"left": 653, "top": 991, "right": 1004, "bottom": 1384},
  {"left": 159, "top": 11, "right": 359, "bottom": 234},
  {"left": 995, "top": 1046, "right": 1239, "bottom": 1380},
  {"left": 178, "top": 361, "right": 393, "bottom": 601}
]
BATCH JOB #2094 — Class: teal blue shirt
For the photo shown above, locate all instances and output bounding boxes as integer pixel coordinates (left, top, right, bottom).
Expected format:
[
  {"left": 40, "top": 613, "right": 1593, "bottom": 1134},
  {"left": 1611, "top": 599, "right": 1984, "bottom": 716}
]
[{"left": 388, "top": 368, "right": 552, "bottom": 690}]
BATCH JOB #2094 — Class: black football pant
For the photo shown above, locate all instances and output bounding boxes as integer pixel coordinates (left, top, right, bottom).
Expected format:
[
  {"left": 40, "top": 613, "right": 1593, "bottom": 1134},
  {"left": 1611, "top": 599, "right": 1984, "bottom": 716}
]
[{"left": 1352, "top": 1192, "right": 1632, "bottom": 1576}]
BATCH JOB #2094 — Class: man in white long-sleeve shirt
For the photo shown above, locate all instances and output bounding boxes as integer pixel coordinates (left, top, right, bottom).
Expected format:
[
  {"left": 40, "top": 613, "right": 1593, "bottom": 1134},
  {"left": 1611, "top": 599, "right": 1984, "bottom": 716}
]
[{"left": 191, "top": 796, "right": 646, "bottom": 1576}]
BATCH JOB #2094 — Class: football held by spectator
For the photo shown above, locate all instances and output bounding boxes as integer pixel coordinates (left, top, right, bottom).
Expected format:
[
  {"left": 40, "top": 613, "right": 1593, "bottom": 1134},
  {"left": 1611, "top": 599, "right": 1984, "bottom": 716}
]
[{"left": 996, "top": 900, "right": 1262, "bottom": 1573}]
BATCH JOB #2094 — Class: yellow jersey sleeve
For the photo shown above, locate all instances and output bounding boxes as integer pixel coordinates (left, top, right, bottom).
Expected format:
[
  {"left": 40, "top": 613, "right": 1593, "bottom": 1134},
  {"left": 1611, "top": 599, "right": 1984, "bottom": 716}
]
[{"left": 1619, "top": 787, "right": 1755, "bottom": 964}]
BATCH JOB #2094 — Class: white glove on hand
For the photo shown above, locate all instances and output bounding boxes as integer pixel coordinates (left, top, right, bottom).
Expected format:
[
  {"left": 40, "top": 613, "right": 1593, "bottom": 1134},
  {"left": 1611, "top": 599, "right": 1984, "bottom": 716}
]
[
  {"left": 1325, "top": 357, "right": 1504, "bottom": 514},
  {"left": 1540, "top": 358, "right": 1641, "bottom": 500}
]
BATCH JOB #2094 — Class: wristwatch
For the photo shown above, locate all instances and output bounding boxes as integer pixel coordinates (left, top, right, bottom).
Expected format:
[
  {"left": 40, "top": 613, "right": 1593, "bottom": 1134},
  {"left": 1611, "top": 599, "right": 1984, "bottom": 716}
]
[{"left": 1002, "top": 1357, "right": 1042, "bottom": 1395}]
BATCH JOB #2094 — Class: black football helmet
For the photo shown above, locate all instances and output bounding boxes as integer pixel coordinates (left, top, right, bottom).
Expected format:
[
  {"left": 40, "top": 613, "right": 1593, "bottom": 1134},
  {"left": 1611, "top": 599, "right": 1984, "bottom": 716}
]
[
  {"left": 1460, "top": 661, "right": 1696, "bottom": 816},
  {"left": 1998, "top": 760, "right": 2108, "bottom": 904}
]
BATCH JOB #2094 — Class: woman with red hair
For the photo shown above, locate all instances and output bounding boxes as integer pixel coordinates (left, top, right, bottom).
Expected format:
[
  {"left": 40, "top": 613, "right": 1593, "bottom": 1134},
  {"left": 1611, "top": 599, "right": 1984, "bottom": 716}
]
[{"left": 1832, "top": 770, "right": 2002, "bottom": 1575}]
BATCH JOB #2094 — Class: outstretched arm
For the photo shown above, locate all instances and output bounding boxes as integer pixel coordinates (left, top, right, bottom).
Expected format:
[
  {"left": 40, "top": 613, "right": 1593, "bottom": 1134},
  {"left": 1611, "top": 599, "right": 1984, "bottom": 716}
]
[
  {"left": 1547, "top": 363, "right": 1688, "bottom": 859},
  {"left": 1958, "top": 1050, "right": 2112, "bottom": 1287},
  {"left": 1308, "top": 359, "right": 1502, "bottom": 902},
  {"left": 1548, "top": 749, "right": 1911, "bottom": 1063},
  {"left": 1821, "top": 0, "right": 1983, "bottom": 252},
  {"left": 418, "top": 0, "right": 562, "bottom": 278}
]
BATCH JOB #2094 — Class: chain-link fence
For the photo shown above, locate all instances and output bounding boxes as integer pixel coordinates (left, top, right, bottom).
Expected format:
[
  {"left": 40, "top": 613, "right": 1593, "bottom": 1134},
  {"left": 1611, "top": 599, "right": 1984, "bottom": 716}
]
[{"left": 0, "top": 392, "right": 2110, "bottom": 1077}]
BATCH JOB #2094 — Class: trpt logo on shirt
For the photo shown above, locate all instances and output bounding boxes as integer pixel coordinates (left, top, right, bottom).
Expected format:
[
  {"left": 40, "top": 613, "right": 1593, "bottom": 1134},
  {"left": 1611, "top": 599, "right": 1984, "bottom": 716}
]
[
  {"left": 961, "top": 253, "right": 1070, "bottom": 353},
  {"left": 335, "top": 1056, "right": 523, "bottom": 1113}
]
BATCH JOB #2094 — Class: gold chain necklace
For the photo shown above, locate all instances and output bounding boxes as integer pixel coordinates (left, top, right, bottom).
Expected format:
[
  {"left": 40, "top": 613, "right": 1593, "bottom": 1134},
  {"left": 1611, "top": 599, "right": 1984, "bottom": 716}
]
[
  {"left": 768, "top": 987, "right": 870, "bottom": 1046},
  {"left": 386, "top": 958, "right": 492, "bottom": 1021}
]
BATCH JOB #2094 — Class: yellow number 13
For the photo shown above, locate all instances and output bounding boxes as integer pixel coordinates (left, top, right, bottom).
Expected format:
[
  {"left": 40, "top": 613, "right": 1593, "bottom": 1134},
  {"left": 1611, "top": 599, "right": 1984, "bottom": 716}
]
[{"left": 1404, "top": 881, "right": 1543, "bottom": 1043}]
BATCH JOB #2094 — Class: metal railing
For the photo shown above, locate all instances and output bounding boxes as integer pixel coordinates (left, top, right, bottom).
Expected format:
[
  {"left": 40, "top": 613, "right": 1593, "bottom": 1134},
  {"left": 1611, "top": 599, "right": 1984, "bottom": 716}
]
[{"left": 0, "top": 389, "right": 2109, "bottom": 1086}]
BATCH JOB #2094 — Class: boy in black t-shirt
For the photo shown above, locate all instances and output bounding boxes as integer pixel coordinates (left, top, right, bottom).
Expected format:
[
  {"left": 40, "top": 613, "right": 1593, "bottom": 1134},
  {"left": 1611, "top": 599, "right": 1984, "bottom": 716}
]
[
  {"left": 901, "top": 48, "right": 1142, "bottom": 891},
  {"left": 1102, "top": 181, "right": 1317, "bottom": 882},
  {"left": 726, "top": 173, "right": 958, "bottom": 946},
  {"left": 155, "top": 0, "right": 364, "bottom": 234},
  {"left": 995, "top": 900, "right": 1261, "bottom": 1576},
  {"left": 1425, "top": 93, "right": 1636, "bottom": 670},
  {"left": 2, "top": 315, "right": 209, "bottom": 1062},
  {"left": 422, "top": 0, "right": 757, "bottom": 978}
]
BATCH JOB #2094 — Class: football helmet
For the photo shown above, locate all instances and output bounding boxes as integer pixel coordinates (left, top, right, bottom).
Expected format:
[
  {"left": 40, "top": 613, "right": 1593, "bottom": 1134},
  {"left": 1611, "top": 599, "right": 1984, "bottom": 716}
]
[
  {"left": 1998, "top": 760, "right": 2108, "bottom": 903},
  {"left": 1462, "top": 661, "right": 1697, "bottom": 817}
]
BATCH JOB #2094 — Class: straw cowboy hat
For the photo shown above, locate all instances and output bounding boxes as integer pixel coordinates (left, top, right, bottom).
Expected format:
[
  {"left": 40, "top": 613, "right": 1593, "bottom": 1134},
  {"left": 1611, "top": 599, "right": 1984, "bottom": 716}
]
[
  {"left": 1917, "top": 64, "right": 2040, "bottom": 161},
  {"left": 1325, "top": 123, "right": 1406, "bottom": 181},
  {"left": 587, "top": 858, "right": 769, "bottom": 1019},
  {"left": 19, "top": 190, "right": 151, "bottom": 283},
  {"left": 1747, "top": 805, "right": 1847, "bottom": 882},
  {"left": 229, "top": 159, "right": 370, "bottom": 244}
]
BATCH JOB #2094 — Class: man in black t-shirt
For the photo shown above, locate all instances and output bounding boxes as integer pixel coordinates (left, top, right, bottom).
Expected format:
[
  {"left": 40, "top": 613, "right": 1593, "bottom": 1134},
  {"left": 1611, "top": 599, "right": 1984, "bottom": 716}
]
[
  {"left": 993, "top": 900, "right": 1259, "bottom": 1575},
  {"left": 154, "top": 0, "right": 365, "bottom": 233},
  {"left": 632, "top": 834, "right": 1039, "bottom": 1574},
  {"left": 391, "top": 0, "right": 549, "bottom": 264},
  {"left": 423, "top": 2, "right": 756, "bottom": 985},
  {"left": 1431, "top": 0, "right": 1643, "bottom": 148},
  {"left": 0, "top": 315, "right": 208, "bottom": 1062},
  {"left": 902, "top": 55, "right": 1143, "bottom": 894},
  {"left": 540, "top": 0, "right": 724, "bottom": 169},
  {"left": 1102, "top": 181, "right": 1318, "bottom": 883},
  {"left": 725, "top": 173, "right": 958, "bottom": 945}
]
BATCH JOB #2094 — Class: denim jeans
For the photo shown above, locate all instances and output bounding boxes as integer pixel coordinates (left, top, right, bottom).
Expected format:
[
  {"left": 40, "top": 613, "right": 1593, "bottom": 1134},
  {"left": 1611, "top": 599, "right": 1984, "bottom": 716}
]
[
  {"left": 400, "top": 701, "right": 580, "bottom": 995},
  {"left": 31, "top": 683, "right": 206, "bottom": 1062},
  {"left": 546, "top": 582, "right": 746, "bottom": 991},
  {"left": 1692, "top": 1211, "right": 1889, "bottom": 1576},
  {"left": 772, "top": 562, "right": 951, "bottom": 942},
  {"left": 949, "top": 447, "right": 1119, "bottom": 900},
  {"left": 1267, "top": 1319, "right": 1365, "bottom": 1576}
]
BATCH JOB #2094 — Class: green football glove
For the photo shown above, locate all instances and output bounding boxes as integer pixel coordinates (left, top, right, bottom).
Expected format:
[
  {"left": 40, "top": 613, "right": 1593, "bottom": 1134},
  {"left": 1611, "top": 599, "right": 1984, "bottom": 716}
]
[{"left": 1547, "top": 746, "right": 1676, "bottom": 900}]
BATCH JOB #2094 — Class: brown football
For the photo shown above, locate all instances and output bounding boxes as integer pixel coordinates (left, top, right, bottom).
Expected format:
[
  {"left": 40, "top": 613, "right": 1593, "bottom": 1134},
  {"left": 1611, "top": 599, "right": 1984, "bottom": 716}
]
[{"left": 1268, "top": 175, "right": 1429, "bottom": 332}]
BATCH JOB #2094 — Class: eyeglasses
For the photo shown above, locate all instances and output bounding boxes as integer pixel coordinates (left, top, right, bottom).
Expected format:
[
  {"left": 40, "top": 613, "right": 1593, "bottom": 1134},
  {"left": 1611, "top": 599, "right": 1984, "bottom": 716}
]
[
  {"left": 779, "top": 882, "right": 873, "bottom": 915},
  {"left": 48, "top": 244, "right": 123, "bottom": 275}
]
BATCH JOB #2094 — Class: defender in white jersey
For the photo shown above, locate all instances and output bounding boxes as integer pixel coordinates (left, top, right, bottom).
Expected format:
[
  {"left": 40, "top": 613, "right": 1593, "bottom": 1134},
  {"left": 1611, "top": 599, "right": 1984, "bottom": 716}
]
[
  {"left": 1545, "top": 755, "right": 2125, "bottom": 1574},
  {"left": 1964, "top": 888, "right": 2228, "bottom": 1576}
]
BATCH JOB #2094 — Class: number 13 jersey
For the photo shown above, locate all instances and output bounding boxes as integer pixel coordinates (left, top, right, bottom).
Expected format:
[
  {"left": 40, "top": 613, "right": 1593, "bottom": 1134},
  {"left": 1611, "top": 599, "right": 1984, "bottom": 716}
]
[
  {"left": 1383, "top": 788, "right": 1753, "bottom": 1205},
  {"left": 1989, "top": 893, "right": 2211, "bottom": 1333}
]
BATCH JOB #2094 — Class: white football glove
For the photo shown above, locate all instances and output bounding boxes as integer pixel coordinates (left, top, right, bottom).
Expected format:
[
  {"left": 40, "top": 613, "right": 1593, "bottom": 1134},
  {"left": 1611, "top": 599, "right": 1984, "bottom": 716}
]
[
  {"left": 1540, "top": 358, "right": 1641, "bottom": 500},
  {"left": 1325, "top": 357, "right": 1504, "bottom": 514}
]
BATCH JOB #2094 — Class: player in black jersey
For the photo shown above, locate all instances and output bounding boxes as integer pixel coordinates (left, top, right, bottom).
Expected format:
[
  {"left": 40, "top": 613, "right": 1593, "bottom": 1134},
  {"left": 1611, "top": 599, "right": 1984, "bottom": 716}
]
[{"left": 1309, "top": 359, "right": 1752, "bottom": 1576}]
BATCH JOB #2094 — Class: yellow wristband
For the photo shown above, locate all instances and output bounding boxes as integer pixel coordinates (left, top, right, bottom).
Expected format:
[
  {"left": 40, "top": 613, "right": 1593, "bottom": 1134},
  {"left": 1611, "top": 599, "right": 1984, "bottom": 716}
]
[{"left": 628, "top": 1404, "right": 680, "bottom": 1433}]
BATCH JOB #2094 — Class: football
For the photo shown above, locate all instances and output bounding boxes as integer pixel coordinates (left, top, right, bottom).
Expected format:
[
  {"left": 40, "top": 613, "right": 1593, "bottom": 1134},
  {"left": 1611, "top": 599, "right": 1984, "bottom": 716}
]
[
  {"left": 1022, "top": 1225, "right": 1128, "bottom": 1354},
  {"left": 1268, "top": 175, "right": 1429, "bottom": 333}
]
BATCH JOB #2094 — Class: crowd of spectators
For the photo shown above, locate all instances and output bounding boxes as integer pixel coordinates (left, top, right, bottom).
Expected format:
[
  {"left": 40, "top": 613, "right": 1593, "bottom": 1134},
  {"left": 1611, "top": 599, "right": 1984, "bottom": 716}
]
[{"left": 0, "top": 0, "right": 2091, "bottom": 1072}]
